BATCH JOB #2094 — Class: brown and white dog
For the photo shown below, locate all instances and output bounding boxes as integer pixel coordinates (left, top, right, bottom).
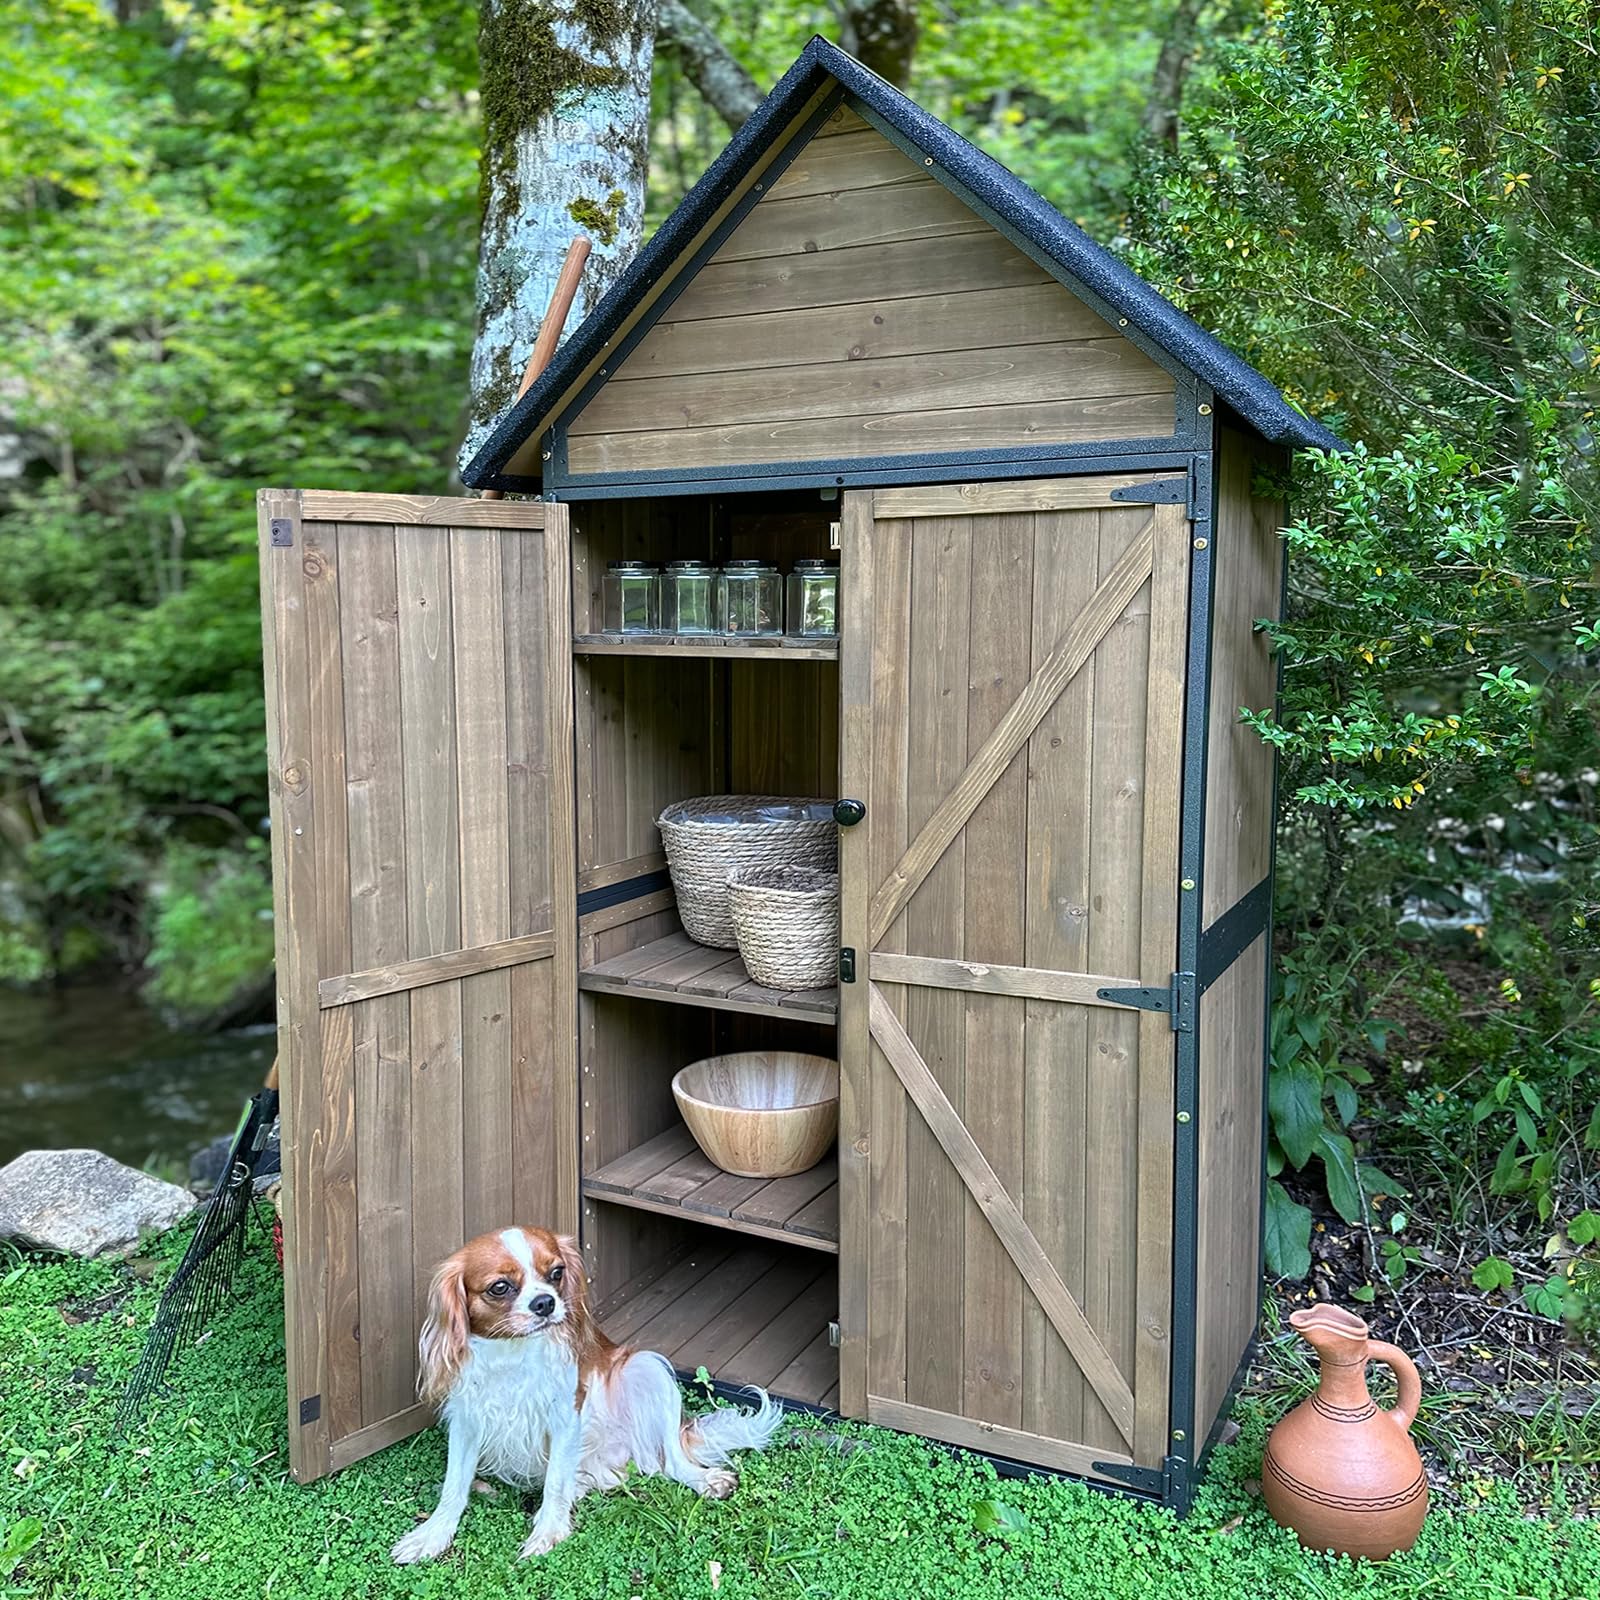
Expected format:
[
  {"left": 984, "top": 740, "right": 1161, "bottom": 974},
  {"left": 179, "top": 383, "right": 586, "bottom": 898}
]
[{"left": 391, "top": 1227, "right": 782, "bottom": 1564}]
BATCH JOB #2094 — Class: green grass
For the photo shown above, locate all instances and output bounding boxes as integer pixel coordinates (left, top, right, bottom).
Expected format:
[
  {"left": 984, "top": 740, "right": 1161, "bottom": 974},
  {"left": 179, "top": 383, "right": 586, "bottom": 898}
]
[{"left": 2, "top": 1232, "right": 1597, "bottom": 1600}]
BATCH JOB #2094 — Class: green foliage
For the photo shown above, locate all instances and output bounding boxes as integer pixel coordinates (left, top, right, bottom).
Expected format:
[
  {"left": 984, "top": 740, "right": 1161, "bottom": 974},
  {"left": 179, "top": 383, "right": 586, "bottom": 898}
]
[
  {"left": 4, "top": 1237, "right": 1599, "bottom": 1599},
  {"left": 142, "top": 841, "right": 273, "bottom": 1025},
  {"left": 1133, "top": 0, "right": 1600, "bottom": 1277}
]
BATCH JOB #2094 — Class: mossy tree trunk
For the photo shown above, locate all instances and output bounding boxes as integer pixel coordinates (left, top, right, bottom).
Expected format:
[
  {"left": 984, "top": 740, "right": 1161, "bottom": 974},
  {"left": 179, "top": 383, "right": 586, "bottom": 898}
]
[{"left": 461, "top": 0, "right": 654, "bottom": 470}]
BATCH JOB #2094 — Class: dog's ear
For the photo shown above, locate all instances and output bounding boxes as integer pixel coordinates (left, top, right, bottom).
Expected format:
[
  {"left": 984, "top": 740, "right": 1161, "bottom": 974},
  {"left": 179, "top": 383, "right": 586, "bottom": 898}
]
[
  {"left": 555, "top": 1235, "right": 587, "bottom": 1302},
  {"left": 417, "top": 1255, "right": 469, "bottom": 1405}
]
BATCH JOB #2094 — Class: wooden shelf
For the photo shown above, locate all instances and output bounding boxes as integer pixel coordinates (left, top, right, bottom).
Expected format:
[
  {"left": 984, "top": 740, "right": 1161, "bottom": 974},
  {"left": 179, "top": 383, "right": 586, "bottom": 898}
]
[
  {"left": 573, "top": 633, "right": 838, "bottom": 661},
  {"left": 597, "top": 1240, "right": 838, "bottom": 1410},
  {"left": 579, "top": 930, "right": 837, "bottom": 1021},
  {"left": 586, "top": 1125, "right": 838, "bottom": 1253}
]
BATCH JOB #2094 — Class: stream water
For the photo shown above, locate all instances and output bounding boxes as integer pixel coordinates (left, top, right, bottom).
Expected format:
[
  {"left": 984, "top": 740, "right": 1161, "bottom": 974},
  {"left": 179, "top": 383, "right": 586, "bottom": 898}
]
[{"left": 0, "top": 985, "right": 273, "bottom": 1171}]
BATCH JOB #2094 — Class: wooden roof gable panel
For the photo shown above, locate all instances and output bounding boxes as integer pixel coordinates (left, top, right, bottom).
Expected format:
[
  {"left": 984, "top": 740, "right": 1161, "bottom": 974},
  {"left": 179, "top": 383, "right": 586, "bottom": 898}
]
[
  {"left": 460, "top": 37, "right": 1345, "bottom": 492},
  {"left": 562, "top": 119, "right": 1176, "bottom": 478}
]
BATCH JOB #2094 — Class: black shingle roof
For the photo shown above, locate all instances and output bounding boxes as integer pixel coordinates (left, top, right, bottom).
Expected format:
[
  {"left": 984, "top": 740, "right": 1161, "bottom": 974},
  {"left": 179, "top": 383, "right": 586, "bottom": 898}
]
[{"left": 461, "top": 36, "right": 1345, "bottom": 489}]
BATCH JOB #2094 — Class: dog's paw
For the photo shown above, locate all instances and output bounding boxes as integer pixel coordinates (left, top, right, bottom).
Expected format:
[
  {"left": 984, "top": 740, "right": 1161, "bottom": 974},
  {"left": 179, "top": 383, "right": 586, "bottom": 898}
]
[
  {"left": 701, "top": 1468, "right": 738, "bottom": 1500},
  {"left": 391, "top": 1518, "right": 456, "bottom": 1565},
  {"left": 519, "top": 1515, "right": 572, "bottom": 1558}
]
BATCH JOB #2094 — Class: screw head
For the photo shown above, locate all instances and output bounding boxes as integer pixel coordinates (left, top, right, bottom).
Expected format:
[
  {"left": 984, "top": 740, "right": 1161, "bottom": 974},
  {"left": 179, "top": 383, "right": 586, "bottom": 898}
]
[
  {"left": 1193, "top": 537, "right": 1208, "bottom": 550},
  {"left": 542, "top": 450, "right": 552, "bottom": 461},
  {"left": 1172, "top": 1429, "right": 1187, "bottom": 1443},
  {"left": 1198, "top": 403, "right": 1213, "bottom": 416},
  {"left": 1176, "top": 1111, "right": 1191, "bottom": 1124},
  {"left": 924, "top": 156, "right": 934, "bottom": 166},
  {"left": 1181, "top": 877, "right": 1196, "bottom": 891}
]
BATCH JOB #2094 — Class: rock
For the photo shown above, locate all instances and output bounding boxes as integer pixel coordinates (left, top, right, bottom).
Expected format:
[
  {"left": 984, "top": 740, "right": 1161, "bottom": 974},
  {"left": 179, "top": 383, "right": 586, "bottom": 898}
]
[
  {"left": 0, "top": 1149, "right": 196, "bottom": 1258},
  {"left": 188, "top": 1133, "right": 234, "bottom": 1193}
]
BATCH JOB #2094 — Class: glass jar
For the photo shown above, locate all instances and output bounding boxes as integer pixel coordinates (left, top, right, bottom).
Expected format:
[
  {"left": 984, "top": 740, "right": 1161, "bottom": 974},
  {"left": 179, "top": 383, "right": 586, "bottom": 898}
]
[
  {"left": 785, "top": 558, "right": 839, "bottom": 637},
  {"left": 660, "top": 560, "right": 720, "bottom": 635},
  {"left": 600, "top": 560, "right": 660, "bottom": 634},
  {"left": 719, "top": 559, "right": 783, "bottom": 636}
]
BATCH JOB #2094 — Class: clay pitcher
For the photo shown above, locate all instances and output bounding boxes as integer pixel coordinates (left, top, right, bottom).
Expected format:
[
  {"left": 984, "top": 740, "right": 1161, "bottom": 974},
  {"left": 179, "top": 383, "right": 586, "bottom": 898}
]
[{"left": 1262, "top": 1304, "right": 1428, "bottom": 1559}]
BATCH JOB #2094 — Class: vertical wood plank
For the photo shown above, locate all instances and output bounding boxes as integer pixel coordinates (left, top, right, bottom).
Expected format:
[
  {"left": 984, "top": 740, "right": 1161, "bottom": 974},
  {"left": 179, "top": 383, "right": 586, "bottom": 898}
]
[
  {"left": 453, "top": 529, "right": 514, "bottom": 1240},
  {"left": 961, "top": 515, "right": 1032, "bottom": 1429},
  {"left": 396, "top": 526, "right": 461, "bottom": 961},
  {"left": 864, "top": 515, "right": 912, "bottom": 1408},
  {"left": 408, "top": 979, "right": 465, "bottom": 1340},
  {"left": 1082, "top": 505, "right": 1152, "bottom": 1452},
  {"left": 903, "top": 516, "right": 970, "bottom": 1417},
  {"left": 836, "top": 490, "right": 874, "bottom": 1418},
  {"left": 1132, "top": 501, "right": 1187, "bottom": 1463},
  {"left": 511, "top": 960, "right": 557, "bottom": 1228},
  {"left": 258, "top": 488, "right": 330, "bottom": 1481},
  {"left": 1022, "top": 505, "right": 1099, "bottom": 1442},
  {"left": 354, "top": 993, "right": 413, "bottom": 1420},
  {"left": 319, "top": 1003, "right": 361, "bottom": 1436},
  {"left": 338, "top": 523, "right": 414, "bottom": 1426},
  {"left": 301, "top": 520, "right": 360, "bottom": 1436},
  {"left": 544, "top": 507, "right": 580, "bottom": 1237}
]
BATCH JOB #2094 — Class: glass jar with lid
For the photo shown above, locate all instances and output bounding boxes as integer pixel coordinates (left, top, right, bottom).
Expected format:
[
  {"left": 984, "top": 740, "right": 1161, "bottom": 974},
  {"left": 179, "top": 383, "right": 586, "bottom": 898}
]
[
  {"left": 600, "top": 560, "right": 660, "bottom": 634},
  {"left": 785, "top": 558, "right": 839, "bottom": 637},
  {"left": 719, "top": 559, "right": 783, "bottom": 636},
  {"left": 660, "top": 559, "right": 720, "bottom": 635}
]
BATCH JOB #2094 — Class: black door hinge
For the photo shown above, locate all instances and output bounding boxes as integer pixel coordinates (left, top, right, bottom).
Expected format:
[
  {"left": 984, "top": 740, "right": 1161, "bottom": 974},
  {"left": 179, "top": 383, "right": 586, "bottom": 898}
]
[
  {"left": 839, "top": 948, "right": 856, "bottom": 984},
  {"left": 1096, "top": 970, "right": 1195, "bottom": 1033},
  {"left": 299, "top": 1394, "right": 322, "bottom": 1425},
  {"left": 270, "top": 518, "right": 294, "bottom": 548},
  {"left": 1108, "top": 467, "right": 1201, "bottom": 520}
]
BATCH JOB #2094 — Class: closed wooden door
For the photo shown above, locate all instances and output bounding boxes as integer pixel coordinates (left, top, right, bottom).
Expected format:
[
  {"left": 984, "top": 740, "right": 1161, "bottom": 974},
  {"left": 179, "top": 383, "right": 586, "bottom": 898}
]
[
  {"left": 259, "top": 490, "right": 576, "bottom": 1482},
  {"left": 836, "top": 474, "right": 1190, "bottom": 1478}
]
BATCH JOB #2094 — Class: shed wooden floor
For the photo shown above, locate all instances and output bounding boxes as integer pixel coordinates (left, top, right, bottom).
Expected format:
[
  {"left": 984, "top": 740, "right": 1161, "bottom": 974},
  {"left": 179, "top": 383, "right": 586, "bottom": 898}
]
[{"left": 596, "top": 1241, "right": 839, "bottom": 1410}]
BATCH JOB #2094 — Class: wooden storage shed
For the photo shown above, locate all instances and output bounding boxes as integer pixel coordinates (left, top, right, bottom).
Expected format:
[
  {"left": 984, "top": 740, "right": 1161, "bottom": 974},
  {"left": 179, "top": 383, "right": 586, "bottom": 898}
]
[{"left": 258, "top": 37, "right": 1342, "bottom": 1511}]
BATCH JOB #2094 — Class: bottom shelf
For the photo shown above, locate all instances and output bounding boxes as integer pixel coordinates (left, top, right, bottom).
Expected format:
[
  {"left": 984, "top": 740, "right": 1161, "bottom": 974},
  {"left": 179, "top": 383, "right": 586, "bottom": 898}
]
[{"left": 596, "top": 1240, "right": 838, "bottom": 1410}]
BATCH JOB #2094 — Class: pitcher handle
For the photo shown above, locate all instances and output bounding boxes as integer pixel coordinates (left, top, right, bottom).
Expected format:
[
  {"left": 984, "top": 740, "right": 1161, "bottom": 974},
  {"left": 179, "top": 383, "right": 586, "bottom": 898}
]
[{"left": 1367, "top": 1340, "right": 1421, "bottom": 1432}]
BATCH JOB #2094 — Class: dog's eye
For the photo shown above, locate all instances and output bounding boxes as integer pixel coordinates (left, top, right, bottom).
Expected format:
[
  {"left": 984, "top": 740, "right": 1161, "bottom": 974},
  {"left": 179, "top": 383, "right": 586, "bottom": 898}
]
[
  {"left": 548, "top": 1264, "right": 564, "bottom": 1284},
  {"left": 486, "top": 1279, "right": 512, "bottom": 1298}
]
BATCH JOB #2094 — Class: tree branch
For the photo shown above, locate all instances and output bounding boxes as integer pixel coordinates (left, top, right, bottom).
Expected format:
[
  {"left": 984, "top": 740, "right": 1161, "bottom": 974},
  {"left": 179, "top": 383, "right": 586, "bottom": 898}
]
[
  {"left": 835, "top": 0, "right": 918, "bottom": 88},
  {"left": 1143, "top": 0, "right": 1204, "bottom": 147},
  {"left": 656, "top": 0, "right": 763, "bottom": 129}
]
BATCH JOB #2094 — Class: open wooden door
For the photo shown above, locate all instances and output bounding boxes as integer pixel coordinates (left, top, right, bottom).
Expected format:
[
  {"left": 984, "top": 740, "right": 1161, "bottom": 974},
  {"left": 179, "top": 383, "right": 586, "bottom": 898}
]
[
  {"left": 836, "top": 474, "right": 1190, "bottom": 1480},
  {"left": 259, "top": 490, "right": 576, "bottom": 1482}
]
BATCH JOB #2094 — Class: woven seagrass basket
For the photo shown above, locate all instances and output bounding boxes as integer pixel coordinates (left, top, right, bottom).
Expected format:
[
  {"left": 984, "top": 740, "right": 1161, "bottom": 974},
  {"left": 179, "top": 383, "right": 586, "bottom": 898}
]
[
  {"left": 657, "top": 795, "right": 836, "bottom": 949},
  {"left": 727, "top": 865, "right": 840, "bottom": 991}
]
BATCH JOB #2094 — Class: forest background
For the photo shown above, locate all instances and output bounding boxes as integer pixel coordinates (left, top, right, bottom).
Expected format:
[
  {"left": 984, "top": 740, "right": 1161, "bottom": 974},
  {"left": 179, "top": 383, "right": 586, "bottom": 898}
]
[{"left": 1, "top": 0, "right": 1597, "bottom": 1312}]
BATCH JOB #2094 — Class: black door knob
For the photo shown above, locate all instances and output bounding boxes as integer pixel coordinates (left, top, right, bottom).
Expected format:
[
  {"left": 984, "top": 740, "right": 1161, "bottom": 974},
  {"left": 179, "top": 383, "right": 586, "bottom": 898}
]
[{"left": 833, "top": 798, "right": 866, "bottom": 827}]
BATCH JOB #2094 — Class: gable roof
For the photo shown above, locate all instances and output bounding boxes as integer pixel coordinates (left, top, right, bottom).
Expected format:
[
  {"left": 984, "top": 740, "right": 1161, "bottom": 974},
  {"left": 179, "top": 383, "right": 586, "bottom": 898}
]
[{"left": 460, "top": 36, "right": 1345, "bottom": 490}]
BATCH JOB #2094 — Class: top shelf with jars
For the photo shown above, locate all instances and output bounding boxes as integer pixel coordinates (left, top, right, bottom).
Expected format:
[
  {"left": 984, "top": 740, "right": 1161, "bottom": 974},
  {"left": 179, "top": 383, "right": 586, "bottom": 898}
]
[{"left": 571, "top": 633, "right": 838, "bottom": 661}]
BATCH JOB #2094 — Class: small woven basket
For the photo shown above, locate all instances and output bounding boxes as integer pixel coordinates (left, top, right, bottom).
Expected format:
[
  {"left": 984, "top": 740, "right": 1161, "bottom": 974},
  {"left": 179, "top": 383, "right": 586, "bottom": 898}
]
[
  {"left": 727, "top": 865, "right": 840, "bottom": 991},
  {"left": 658, "top": 796, "right": 836, "bottom": 949}
]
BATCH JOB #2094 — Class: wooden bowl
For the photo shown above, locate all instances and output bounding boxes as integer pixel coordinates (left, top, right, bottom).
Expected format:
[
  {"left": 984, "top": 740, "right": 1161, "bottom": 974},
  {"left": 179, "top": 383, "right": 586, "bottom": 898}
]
[{"left": 671, "top": 1051, "right": 839, "bottom": 1179}]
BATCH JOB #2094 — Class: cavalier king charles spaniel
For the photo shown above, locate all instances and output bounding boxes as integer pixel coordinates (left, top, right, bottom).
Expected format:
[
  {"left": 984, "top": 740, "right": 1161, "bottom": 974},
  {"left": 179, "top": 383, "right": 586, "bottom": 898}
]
[{"left": 391, "top": 1226, "right": 782, "bottom": 1563}]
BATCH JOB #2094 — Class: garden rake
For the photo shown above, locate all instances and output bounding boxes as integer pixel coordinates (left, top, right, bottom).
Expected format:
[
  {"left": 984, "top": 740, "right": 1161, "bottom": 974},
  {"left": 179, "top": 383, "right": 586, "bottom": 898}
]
[{"left": 115, "top": 1061, "right": 280, "bottom": 1428}]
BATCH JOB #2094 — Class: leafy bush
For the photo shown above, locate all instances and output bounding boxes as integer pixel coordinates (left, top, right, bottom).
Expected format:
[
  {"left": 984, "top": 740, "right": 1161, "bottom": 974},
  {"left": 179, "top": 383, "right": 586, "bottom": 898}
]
[
  {"left": 142, "top": 842, "right": 274, "bottom": 1026},
  {"left": 1131, "top": 0, "right": 1600, "bottom": 1274}
]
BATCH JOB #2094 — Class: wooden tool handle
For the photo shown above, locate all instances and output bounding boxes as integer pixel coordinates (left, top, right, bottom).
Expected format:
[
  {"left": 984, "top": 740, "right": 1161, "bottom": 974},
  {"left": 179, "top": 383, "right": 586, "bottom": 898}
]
[
  {"left": 480, "top": 236, "right": 591, "bottom": 501},
  {"left": 264, "top": 1057, "right": 280, "bottom": 1093}
]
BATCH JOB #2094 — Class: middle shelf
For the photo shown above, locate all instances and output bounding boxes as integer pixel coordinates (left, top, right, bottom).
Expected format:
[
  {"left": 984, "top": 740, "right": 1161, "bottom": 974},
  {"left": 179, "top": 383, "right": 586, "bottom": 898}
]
[
  {"left": 579, "top": 929, "right": 838, "bottom": 1021},
  {"left": 585, "top": 1124, "right": 839, "bottom": 1253}
]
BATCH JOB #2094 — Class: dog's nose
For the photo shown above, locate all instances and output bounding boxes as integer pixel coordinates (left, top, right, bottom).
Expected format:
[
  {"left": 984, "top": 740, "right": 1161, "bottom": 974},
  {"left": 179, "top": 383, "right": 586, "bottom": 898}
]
[{"left": 530, "top": 1294, "right": 556, "bottom": 1318}]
